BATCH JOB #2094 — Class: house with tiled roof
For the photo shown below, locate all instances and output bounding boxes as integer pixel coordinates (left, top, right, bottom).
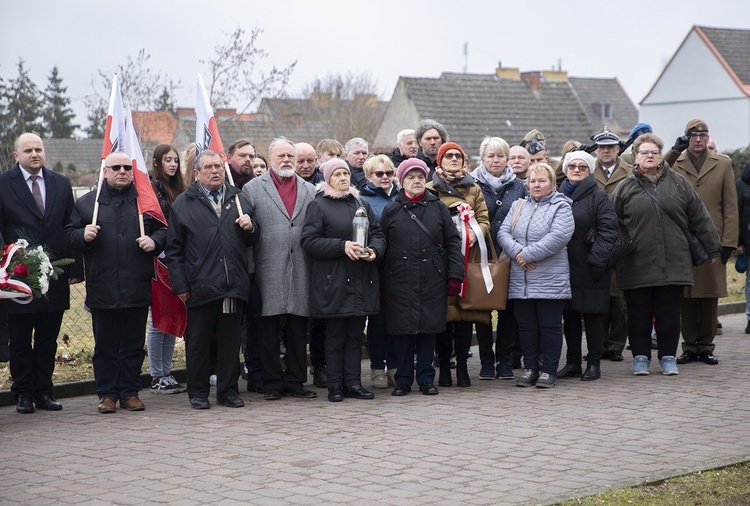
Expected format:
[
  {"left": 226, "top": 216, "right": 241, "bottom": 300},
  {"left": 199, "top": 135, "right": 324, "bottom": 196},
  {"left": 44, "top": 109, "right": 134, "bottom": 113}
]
[
  {"left": 374, "top": 67, "right": 638, "bottom": 158},
  {"left": 640, "top": 25, "right": 750, "bottom": 150}
]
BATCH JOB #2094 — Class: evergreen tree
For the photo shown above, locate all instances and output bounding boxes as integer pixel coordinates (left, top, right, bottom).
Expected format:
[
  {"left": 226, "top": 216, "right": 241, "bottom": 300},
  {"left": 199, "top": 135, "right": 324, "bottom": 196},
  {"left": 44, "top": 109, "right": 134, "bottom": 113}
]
[
  {"left": 84, "top": 94, "right": 106, "bottom": 139},
  {"left": 43, "top": 66, "right": 79, "bottom": 138},
  {"left": 3, "top": 59, "right": 45, "bottom": 142}
]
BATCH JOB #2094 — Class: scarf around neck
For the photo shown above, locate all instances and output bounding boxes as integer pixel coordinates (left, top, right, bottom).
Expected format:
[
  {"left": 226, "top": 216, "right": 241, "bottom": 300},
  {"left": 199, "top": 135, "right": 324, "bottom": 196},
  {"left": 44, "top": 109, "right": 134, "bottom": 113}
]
[{"left": 472, "top": 162, "right": 515, "bottom": 193}]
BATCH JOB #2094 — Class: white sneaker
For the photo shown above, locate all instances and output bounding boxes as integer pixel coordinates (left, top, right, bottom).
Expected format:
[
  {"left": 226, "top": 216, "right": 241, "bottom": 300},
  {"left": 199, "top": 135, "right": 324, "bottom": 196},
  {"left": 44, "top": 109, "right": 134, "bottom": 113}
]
[{"left": 151, "top": 376, "right": 186, "bottom": 394}]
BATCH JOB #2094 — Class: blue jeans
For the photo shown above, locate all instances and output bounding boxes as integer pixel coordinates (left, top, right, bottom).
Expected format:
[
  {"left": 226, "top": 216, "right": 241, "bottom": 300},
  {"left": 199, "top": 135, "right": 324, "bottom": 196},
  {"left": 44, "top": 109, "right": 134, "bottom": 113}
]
[
  {"left": 513, "top": 299, "right": 565, "bottom": 375},
  {"left": 147, "top": 311, "right": 176, "bottom": 377},
  {"left": 745, "top": 269, "right": 750, "bottom": 320}
]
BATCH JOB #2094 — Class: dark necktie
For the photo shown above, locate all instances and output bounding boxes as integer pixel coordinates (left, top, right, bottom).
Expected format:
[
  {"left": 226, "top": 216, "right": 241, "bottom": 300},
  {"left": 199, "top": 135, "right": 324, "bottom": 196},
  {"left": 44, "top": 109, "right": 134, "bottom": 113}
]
[
  {"left": 30, "top": 175, "right": 45, "bottom": 214},
  {"left": 209, "top": 190, "right": 220, "bottom": 204}
]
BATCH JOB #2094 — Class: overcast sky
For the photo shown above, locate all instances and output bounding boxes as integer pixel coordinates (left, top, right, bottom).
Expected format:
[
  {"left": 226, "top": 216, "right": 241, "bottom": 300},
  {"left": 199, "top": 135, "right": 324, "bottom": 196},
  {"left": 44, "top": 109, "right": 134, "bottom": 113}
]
[{"left": 3, "top": 0, "right": 748, "bottom": 134}]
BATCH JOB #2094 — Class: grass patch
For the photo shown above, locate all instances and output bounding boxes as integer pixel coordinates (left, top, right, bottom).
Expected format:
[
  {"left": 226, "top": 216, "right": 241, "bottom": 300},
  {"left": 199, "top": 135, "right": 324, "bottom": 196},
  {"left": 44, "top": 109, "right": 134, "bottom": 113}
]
[{"left": 557, "top": 461, "right": 750, "bottom": 505}]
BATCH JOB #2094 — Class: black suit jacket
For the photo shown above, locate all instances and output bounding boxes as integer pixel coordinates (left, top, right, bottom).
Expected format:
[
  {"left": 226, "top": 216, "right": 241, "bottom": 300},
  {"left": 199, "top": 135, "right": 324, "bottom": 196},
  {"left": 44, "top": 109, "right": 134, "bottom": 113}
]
[{"left": 0, "top": 163, "right": 83, "bottom": 314}]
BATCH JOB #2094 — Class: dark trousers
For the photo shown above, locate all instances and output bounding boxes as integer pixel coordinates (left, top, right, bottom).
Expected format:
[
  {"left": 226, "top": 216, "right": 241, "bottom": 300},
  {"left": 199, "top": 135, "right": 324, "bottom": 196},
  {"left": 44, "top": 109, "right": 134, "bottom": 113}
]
[
  {"left": 90, "top": 307, "right": 148, "bottom": 400},
  {"left": 324, "top": 316, "right": 365, "bottom": 388},
  {"left": 366, "top": 311, "right": 395, "bottom": 370},
  {"left": 680, "top": 297, "right": 718, "bottom": 354},
  {"left": 625, "top": 285, "right": 683, "bottom": 360},
  {"left": 436, "top": 321, "right": 472, "bottom": 363},
  {"left": 392, "top": 333, "right": 436, "bottom": 386},
  {"left": 259, "top": 314, "right": 307, "bottom": 393},
  {"left": 8, "top": 310, "right": 64, "bottom": 399},
  {"left": 498, "top": 302, "right": 521, "bottom": 366},
  {"left": 309, "top": 318, "right": 326, "bottom": 368},
  {"left": 514, "top": 299, "right": 565, "bottom": 375},
  {"left": 244, "top": 311, "right": 262, "bottom": 382},
  {"left": 185, "top": 300, "right": 242, "bottom": 399},
  {"left": 602, "top": 292, "right": 628, "bottom": 352},
  {"left": 563, "top": 311, "right": 604, "bottom": 365},
  {"left": 476, "top": 311, "right": 512, "bottom": 366}
]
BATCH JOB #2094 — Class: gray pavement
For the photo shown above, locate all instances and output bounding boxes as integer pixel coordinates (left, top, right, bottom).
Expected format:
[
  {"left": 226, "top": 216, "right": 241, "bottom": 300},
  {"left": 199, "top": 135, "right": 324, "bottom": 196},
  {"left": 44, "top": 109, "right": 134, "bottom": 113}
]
[{"left": 2, "top": 312, "right": 750, "bottom": 505}]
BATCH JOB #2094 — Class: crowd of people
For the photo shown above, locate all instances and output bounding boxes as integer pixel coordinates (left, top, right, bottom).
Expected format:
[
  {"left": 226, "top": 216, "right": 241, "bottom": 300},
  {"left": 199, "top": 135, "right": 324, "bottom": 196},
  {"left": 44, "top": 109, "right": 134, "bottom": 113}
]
[{"left": 1, "top": 114, "right": 741, "bottom": 413}]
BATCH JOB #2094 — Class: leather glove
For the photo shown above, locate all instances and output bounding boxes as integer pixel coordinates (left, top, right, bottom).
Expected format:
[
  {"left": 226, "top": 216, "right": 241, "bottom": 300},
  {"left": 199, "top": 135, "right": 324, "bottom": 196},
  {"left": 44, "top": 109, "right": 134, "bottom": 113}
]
[
  {"left": 575, "top": 143, "right": 598, "bottom": 154},
  {"left": 672, "top": 134, "right": 689, "bottom": 154},
  {"left": 447, "top": 278, "right": 462, "bottom": 296},
  {"left": 721, "top": 246, "right": 734, "bottom": 264},
  {"left": 591, "top": 266, "right": 606, "bottom": 282}
]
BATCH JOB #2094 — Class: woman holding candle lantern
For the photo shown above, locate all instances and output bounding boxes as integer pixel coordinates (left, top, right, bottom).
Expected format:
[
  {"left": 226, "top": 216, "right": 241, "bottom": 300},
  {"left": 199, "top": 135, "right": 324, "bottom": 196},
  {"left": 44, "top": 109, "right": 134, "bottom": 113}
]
[{"left": 301, "top": 158, "right": 386, "bottom": 402}]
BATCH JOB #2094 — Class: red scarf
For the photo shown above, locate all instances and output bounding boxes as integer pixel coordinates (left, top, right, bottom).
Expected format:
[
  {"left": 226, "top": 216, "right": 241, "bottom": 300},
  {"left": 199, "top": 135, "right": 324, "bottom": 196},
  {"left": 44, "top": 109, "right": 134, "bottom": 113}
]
[
  {"left": 405, "top": 192, "right": 425, "bottom": 202},
  {"left": 270, "top": 168, "right": 298, "bottom": 217}
]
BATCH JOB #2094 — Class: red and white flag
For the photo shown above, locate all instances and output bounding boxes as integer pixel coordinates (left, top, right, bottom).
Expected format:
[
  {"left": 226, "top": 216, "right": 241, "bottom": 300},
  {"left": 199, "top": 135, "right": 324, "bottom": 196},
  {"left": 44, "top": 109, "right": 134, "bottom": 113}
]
[
  {"left": 125, "top": 110, "right": 167, "bottom": 226},
  {"left": 101, "top": 75, "right": 127, "bottom": 159},
  {"left": 195, "top": 74, "right": 226, "bottom": 160}
]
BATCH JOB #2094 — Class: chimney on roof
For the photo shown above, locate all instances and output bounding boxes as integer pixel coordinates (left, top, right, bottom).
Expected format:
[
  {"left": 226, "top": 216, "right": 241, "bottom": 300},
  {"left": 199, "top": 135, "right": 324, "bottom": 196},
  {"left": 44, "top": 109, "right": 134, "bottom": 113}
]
[
  {"left": 214, "top": 108, "right": 237, "bottom": 119},
  {"left": 543, "top": 70, "right": 568, "bottom": 82},
  {"left": 520, "top": 71, "right": 543, "bottom": 92},
  {"left": 496, "top": 63, "right": 520, "bottom": 80},
  {"left": 176, "top": 107, "right": 195, "bottom": 119}
]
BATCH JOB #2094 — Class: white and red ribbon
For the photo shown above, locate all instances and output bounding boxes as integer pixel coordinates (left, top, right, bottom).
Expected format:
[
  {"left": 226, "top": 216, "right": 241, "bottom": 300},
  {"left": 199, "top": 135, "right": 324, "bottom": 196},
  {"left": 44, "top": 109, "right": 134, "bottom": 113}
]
[
  {"left": 0, "top": 243, "right": 33, "bottom": 304},
  {"left": 457, "top": 203, "right": 493, "bottom": 298}
]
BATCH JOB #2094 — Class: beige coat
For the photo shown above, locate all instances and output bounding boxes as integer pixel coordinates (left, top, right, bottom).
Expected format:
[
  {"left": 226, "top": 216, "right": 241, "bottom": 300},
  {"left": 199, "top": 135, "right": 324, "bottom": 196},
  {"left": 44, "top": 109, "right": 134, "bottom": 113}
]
[
  {"left": 672, "top": 150, "right": 738, "bottom": 298},
  {"left": 427, "top": 175, "right": 491, "bottom": 323},
  {"left": 594, "top": 156, "right": 631, "bottom": 197}
]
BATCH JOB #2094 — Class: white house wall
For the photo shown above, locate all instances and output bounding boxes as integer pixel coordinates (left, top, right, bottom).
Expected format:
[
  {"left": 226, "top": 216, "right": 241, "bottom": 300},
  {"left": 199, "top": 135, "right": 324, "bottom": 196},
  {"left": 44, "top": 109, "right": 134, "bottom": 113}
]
[
  {"left": 640, "top": 30, "right": 750, "bottom": 150},
  {"left": 374, "top": 81, "right": 421, "bottom": 148}
]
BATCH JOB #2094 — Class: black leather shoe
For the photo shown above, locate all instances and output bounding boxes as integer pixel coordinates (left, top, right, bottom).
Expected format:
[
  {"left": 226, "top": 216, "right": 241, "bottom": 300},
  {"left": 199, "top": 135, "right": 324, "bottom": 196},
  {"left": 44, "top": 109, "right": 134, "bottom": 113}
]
[
  {"left": 438, "top": 366, "right": 452, "bottom": 387},
  {"left": 557, "top": 363, "right": 583, "bottom": 378},
  {"left": 343, "top": 384, "right": 374, "bottom": 400},
  {"left": 16, "top": 395, "right": 35, "bottom": 414},
  {"left": 217, "top": 394, "right": 245, "bottom": 407},
  {"left": 699, "top": 350, "right": 719, "bottom": 365},
  {"left": 312, "top": 366, "right": 328, "bottom": 388},
  {"left": 285, "top": 387, "right": 317, "bottom": 399},
  {"left": 607, "top": 350, "right": 624, "bottom": 362},
  {"left": 419, "top": 383, "right": 439, "bottom": 395},
  {"left": 246, "top": 379, "right": 265, "bottom": 394},
  {"left": 677, "top": 351, "right": 698, "bottom": 364},
  {"left": 581, "top": 364, "right": 601, "bottom": 381},
  {"left": 328, "top": 387, "right": 344, "bottom": 402},
  {"left": 391, "top": 384, "right": 411, "bottom": 396},
  {"left": 264, "top": 390, "right": 282, "bottom": 400},
  {"left": 190, "top": 397, "right": 210, "bottom": 410},
  {"left": 35, "top": 393, "right": 63, "bottom": 411}
]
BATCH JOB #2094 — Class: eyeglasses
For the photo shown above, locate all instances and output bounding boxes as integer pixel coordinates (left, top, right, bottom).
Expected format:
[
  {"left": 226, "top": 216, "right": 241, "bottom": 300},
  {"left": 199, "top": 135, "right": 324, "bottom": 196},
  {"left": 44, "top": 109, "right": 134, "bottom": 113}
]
[
  {"left": 567, "top": 164, "right": 589, "bottom": 172},
  {"left": 690, "top": 132, "right": 709, "bottom": 139},
  {"left": 106, "top": 164, "right": 133, "bottom": 171},
  {"left": 374, "top": 170, "right": 394, "bottom": 178},
  {"left": 637, "top": 150, "right": 661, "bottom": 157},
  {"left": 443, "top": 152, "right": 463, "bottom": 160}
]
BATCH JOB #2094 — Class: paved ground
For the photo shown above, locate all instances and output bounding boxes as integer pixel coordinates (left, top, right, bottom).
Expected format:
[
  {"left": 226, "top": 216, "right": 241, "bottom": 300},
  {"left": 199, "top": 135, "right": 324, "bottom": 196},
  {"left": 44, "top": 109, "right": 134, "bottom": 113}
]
[{"left": 2, "top": 312, "right": 750, "bottom": 505}]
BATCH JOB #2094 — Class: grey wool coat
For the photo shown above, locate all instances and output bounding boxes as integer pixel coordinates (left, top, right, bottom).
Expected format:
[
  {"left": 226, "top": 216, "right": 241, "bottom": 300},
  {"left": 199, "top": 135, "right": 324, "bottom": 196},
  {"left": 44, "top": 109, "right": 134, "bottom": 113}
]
[{"left": 242, "top": 172, "right": 317, "bottom": 317}]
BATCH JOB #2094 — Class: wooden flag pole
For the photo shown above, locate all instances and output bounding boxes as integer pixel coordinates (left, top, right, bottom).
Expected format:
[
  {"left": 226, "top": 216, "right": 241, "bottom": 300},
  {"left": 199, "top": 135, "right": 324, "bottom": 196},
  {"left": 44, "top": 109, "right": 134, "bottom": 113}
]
[
  {"left": 138, "top": 214, "right": 145, "bottom": 238},
  {"left": 91, "top": 159, "right": 106, "bottom": 226},
  {"left": 223, "top": 161, "right": 244, "bottom": 216}
]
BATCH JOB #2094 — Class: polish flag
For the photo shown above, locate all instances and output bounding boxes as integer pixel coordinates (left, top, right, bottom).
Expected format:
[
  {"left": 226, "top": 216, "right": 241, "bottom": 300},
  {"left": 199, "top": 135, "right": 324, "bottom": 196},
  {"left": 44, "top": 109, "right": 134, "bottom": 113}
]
[
  {"left": 101, "top": 75, "right": 127, "bottom": 159},
  {"left": 195, "top": 74, "right": 226, "bottom": 159},
  {"left": 125, "top": 110, "right": 167, "bottom": 226}
]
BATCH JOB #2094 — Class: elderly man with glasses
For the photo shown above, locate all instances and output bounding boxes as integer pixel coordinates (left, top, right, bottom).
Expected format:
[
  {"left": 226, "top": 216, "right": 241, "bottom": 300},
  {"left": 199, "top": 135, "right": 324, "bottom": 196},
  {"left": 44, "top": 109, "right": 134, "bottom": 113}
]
[{"left": 65, "top": 151, "right": 167, "bottom": 413}]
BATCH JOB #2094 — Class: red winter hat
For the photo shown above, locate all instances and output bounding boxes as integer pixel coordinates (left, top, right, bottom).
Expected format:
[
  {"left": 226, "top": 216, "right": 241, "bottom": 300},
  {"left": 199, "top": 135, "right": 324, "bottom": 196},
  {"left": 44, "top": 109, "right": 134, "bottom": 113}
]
[{"left": 436, "top": 142, "right": 465, "bottom": 166}]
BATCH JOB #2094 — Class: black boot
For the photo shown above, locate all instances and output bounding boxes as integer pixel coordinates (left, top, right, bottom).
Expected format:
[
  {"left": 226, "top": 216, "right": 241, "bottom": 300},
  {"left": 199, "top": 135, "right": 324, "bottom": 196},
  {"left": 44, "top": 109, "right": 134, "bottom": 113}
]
[
  {"left": 581, "top": 362, "right": 601, "bottom": 381},
  {"left": 438, "top": 361, "right": 453, "bottom": 387},
  {"left": 456, "top": 361, "right": 471, "bottom": 387},
  {"left": 557, "top": 363, "right": 582, "bottom": 378}
]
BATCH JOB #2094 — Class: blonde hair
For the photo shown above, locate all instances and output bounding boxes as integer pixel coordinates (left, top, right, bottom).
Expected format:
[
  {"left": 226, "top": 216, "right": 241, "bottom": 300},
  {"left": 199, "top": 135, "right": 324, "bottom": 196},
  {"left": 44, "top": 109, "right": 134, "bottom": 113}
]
[
  {"left": 525, "top": 163, "right": 556, "bottom": 190},
  {"left": 363, "top": 154, "right": 395, "bottom": 178}
]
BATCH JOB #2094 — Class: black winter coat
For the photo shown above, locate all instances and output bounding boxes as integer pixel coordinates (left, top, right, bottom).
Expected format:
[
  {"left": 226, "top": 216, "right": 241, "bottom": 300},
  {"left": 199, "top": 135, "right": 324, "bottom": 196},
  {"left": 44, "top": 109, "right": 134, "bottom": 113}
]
[
  {"left": 475, "top": 177, "right": 528, "bottom": 254},
  {"left": 737, "top": 164, "right": 750, "bottom": 248},
  {"left": 379, "top": 192, "right": 464, "bottom": 335},
  {"left": 65, "top": 182, "right": 167, "bottom": 309},
  {"left": 563, "top": 176, "right": 618, "bottom": 314},
  {"left": 165, "top": 183, "right": 258, "bottom": 308},
  {"left": 300, "top": 185, "right": 386, "bottom": 318}
]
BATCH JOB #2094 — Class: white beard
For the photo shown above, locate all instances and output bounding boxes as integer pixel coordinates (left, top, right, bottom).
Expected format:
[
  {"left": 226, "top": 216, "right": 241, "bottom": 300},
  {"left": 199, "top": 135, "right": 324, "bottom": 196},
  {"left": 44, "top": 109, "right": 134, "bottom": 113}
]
[{"left": 274, "top": 167, "right": 296, "bottom": 178}]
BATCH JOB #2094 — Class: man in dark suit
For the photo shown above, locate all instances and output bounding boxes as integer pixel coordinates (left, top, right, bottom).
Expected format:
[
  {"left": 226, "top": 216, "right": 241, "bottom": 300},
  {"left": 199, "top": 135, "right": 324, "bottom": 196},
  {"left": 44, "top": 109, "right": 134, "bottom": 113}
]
[{"left": 0, "top": 133, "right": 82, "bottom": 414}]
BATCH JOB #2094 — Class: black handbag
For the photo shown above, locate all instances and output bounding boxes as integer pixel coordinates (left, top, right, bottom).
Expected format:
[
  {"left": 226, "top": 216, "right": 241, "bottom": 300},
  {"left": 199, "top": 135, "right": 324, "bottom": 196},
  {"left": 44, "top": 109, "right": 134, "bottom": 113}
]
[{"left": 635, "top": 178, "right": 709, "bottom": 266}]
